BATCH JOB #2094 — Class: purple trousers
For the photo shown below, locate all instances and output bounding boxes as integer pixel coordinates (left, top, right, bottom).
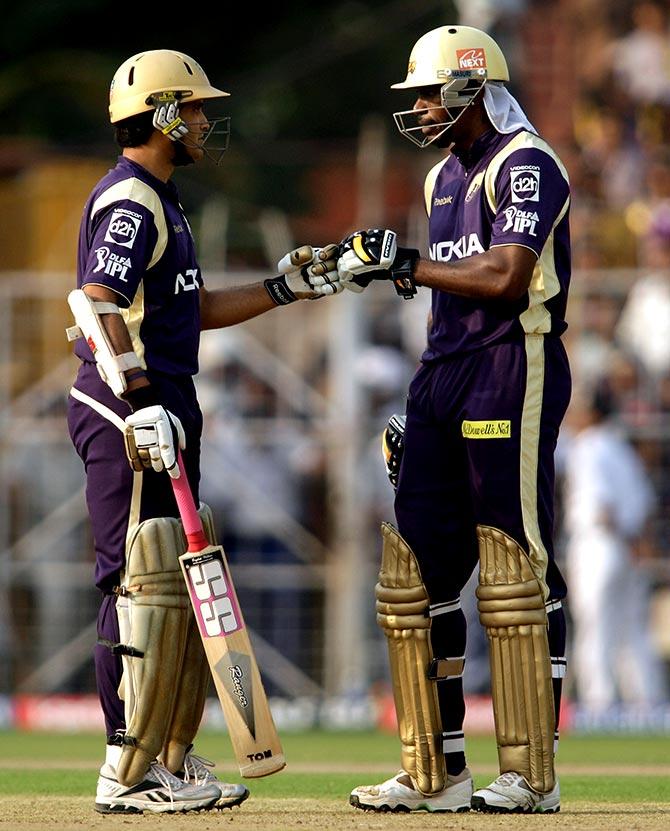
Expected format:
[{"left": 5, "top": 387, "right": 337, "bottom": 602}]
[
  {"left": 67, "top": 361, "right": 202, "bottom": 735},
  {"left": 393, "top": 336, "right": 570, "bottom": 767}
]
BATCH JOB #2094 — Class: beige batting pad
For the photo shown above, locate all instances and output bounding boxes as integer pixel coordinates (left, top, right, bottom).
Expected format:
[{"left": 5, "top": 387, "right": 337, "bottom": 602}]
[
  {"left": 116, "top": 516, "right": 190, "bottom": 786},
  {"left": 476, "top": 524, "right": 555, "bottom": 793},
  {"left": 161, "top": 504, "right": 217, "bottom": 774},
  {"left": 376, "top": 522, "right": 446, "bottom": 795}
]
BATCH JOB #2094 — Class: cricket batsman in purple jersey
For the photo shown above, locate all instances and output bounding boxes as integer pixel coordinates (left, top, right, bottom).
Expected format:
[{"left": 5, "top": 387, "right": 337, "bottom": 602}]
[
  {"left": 65, "top": 49, "right": 343, "bottom": 815},
  {"left": 336, "top": 26, "right": 570, "bottom": 814}
]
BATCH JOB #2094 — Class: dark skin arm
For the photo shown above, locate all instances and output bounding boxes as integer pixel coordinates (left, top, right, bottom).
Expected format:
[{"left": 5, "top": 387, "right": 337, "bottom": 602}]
[{"left": 413, "top": 244, "right": 538, "bottom": 301}]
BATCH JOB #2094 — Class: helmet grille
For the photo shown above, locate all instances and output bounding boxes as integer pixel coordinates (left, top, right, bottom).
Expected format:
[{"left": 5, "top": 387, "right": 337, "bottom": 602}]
[{"left": 183, "top": 61, "right": 194, "bottom": 76}]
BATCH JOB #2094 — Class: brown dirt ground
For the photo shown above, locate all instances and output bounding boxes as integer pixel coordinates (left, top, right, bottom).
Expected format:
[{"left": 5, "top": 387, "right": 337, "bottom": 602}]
[{"left": 0, "top": 796, "right": 668, "bottom": 831}]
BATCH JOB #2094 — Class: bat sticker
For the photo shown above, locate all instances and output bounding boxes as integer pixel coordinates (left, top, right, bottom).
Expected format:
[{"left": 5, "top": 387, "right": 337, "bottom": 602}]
[{"left": 183, "top": 551, "right": 243, "bottom": 637}]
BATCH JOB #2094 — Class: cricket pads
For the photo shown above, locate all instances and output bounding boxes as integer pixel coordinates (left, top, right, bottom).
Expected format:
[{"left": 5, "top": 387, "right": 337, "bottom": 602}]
[
  {"left": 476, "top": 525, "right": 556, "bottom": 793},
  {"left": 376, "top": 522, "right": 446, "bottom": 795},
  {"left": 116, "top": 506, "right": 216, "bottom": 785}
]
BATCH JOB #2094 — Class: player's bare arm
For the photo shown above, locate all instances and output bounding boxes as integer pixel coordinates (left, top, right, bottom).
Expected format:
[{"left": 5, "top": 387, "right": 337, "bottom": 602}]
[
  {"left": 413, "top": 244, "right": 537, "bottom": 301},
  {"left": 199, "top": 282, "right": 277, "bottom": 329},
  {"left": 336, "top": 227, "right": 537, "bottom": 302}
]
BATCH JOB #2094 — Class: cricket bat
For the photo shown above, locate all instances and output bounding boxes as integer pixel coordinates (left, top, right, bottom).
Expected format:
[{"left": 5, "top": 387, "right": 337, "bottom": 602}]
[{"left": 170, "top": 450, "right": 286, "bottom": 778}]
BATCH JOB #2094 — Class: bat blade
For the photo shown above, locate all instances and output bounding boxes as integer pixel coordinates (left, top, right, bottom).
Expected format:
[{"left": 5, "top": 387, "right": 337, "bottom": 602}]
[
  {"left": 170, "top": 450, "right": 285, "bottom": 778},
  {"left": 180, "top": 543, "right": 286, "bottom": 778}
]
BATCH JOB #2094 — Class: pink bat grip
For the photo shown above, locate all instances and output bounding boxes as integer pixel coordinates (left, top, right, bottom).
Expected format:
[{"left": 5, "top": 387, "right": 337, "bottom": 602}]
[{"left": 170, "top": 450, "right": 209, "bottom": 552}]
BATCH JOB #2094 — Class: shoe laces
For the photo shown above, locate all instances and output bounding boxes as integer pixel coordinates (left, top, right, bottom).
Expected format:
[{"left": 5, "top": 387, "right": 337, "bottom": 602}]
[
  {"left": 182, "top": 751, "right": 217, "bottom": 786},
  {"left": 495, "top": 772, "right": 522, "bottom": 787},
  {"left": 149, "top": 760, "right": 189, "bottom": 807}
]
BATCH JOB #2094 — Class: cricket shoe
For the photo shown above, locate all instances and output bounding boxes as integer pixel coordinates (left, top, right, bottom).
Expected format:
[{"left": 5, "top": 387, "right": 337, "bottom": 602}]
[
  {"left": 350, "top": 768, "right": 473, "bottom": 812},
  {"left": 177, "top": 747, "right": 250, "bottom": 809},
  {"left": 471, "top": 771, "right": 560, "bottom": 813},
  {"left": 94, "top": 759, "right": 220, "bottom": 814}
]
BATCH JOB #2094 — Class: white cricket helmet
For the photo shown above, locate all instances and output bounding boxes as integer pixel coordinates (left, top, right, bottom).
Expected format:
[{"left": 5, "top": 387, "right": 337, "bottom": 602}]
[
  {"left": 391, "top": 25, "right": 509, "bottom": 148},
  {"left": 109, "top": 49, "right": 229, "bottom": 123},
  {"left": 109, "top": 49, "right": 232, "bottom": 162}
]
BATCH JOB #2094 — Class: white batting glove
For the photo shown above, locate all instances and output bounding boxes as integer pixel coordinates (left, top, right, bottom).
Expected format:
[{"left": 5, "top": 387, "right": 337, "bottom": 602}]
[
  {"left": 338, "top": 229, "right": 397, "bottom": 276},
  {"left": 124, "top": 405, "right": 186, "bottom": 479},
  {"left": 152, "top": 98, "right": 189, "bottom": 142},
  {"left": 265, "top": 244, "right": 343, "bottom": 304},
  {"left": 337, "top": 228, "right": 420, "bottom": 300}
]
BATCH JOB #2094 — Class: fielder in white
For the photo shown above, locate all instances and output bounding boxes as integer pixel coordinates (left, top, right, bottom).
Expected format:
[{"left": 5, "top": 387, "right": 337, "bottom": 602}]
[{"left": 561, "top": 384, "right": 668, "bottom": 713}]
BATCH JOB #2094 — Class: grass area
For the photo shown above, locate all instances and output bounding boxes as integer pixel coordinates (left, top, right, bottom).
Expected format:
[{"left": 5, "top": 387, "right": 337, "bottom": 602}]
[{"left": 1, "top": 729, "right": 668, "bottom": 803}]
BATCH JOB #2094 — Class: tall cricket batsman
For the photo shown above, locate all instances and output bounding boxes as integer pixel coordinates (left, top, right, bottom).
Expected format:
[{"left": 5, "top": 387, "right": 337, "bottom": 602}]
[
  {"left": 335, "top": 25, "right": 571, "bottom": 813},
  {"left": 66, "top": 48, "right": 343, "bottom": 814}
]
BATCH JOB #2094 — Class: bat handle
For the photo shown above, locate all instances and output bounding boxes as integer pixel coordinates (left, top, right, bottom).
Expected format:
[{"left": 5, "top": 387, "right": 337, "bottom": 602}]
[{"left": 170, "top": 450, "right": 209, "bottom": 552}]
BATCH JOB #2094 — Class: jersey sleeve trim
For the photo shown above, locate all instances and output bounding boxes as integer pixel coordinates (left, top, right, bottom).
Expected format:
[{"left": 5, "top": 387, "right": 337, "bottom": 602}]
[
  {"left": 80, "top": 280, "right": 133, "bottom": 307},
  {"left": 120, "top": 281, "right": 147, "bottom": 370},
  {"left": 483, "top": 131, "right": 570, "bottom": 214},
  {"left": 424, "top": 157, "right": 450, "bottom": 217},
  {"left": 90, "top": 177, "right": 168, "bottom": 269}
]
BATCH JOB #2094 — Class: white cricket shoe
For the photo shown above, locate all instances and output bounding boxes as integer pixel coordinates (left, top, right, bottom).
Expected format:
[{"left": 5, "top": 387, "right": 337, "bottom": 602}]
[
  {"left": 350, "top": 768, "right": 473, "bottom": 813},
  {"left": 94, "top": 759, "right": 220, "bottom": 814},
  {"left": 471, "top": 771, "right": 560, "bottom": 813},
  {"left": 178, "top": 748, "right": 250, "bottom": 809}
]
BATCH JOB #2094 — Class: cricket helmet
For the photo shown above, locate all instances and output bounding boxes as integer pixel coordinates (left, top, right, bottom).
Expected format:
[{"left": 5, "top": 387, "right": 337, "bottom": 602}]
[
  {"left": 391, "top": 26, "right": 509, "bottom": 148},
  {"left": 109, "top": 49, "right": 230, "bottom": 124}
]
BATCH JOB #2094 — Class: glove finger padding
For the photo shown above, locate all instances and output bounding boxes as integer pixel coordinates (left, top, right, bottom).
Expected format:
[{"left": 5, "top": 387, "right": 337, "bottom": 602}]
[
  {"left": 151, "top": 93, "right": 189, "bottom": 142},
  {"left": 124, "top": 406, "right": 185, "bottom": 479},
  {"left": 338, "top": 228, "right": 397, "bottom": 275},
  {"left": 277, "top": 245, "right": 315, "bottom": 274},
  {"left": 269, "top": 243, "right": 343, "bottom": 301}
]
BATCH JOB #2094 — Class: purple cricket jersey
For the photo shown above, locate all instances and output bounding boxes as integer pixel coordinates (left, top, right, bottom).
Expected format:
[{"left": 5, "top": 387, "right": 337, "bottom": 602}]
[
  {"left": 75, "top": 156, "right": 202, "bottom": 375},
  {"left": 422, "top": 128, "right": 571, "bottom": 360}
]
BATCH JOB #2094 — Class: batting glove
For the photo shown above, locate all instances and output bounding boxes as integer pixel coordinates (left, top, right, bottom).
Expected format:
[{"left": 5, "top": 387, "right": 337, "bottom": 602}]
[
  {"left": 124, "top": 405, "right": 186, "bottom": 479},
  {"left": 265, "top": 244, "right": 343, "bottom": 304},
  {"left": 151, "top": 93, "right": 189, "bottom": 142},
  {"left": 337, "top": 229, "right": 420, "bottom": 299},
  {"left": 381, "top": 413, "right": 406, "bottom": 489}
]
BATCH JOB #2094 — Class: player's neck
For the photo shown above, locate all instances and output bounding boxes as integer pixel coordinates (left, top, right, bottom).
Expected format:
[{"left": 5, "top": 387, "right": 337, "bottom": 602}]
[{"left": 122, "top": 145, "right": 174, "bottom": 183}]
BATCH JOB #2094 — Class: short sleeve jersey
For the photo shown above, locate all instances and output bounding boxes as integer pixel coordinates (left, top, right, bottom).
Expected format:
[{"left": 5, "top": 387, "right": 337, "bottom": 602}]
[
  {"left": 422, "top": 128, "right": 571, "bottom": 361},
  {"left": 75, "top": 156, "right": 202, "bottom": 375}
]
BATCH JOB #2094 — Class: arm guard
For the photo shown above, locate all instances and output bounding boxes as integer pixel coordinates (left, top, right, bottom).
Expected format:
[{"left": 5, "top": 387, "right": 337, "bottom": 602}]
[{"left": 66, "top": 288, "right": 142, "bottom": 398}]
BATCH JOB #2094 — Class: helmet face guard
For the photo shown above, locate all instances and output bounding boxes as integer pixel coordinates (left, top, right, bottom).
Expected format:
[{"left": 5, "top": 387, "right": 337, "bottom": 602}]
[
  {"left": 198, "top": 115, "right": 231, "bottom": 165},
  {"left": 167, "top": 101, "right": 232, "bottom": 165},
  {"left": 393, "top": 72, "right": 487, "bottom": 148}
]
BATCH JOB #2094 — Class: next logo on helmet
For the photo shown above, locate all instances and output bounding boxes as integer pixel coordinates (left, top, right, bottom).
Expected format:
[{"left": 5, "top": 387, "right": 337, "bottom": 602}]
[{"left": 456, "top": 48, "right": 486, "bottom": 70}]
